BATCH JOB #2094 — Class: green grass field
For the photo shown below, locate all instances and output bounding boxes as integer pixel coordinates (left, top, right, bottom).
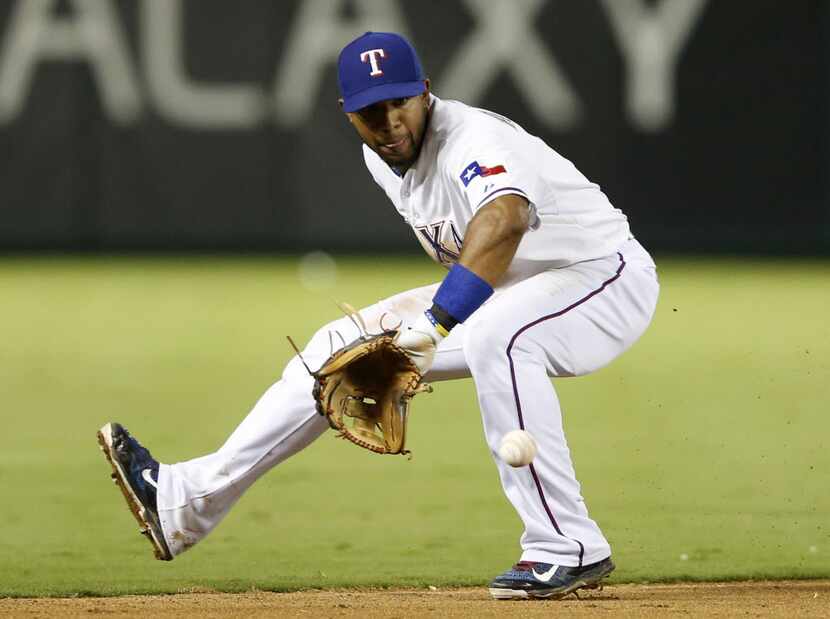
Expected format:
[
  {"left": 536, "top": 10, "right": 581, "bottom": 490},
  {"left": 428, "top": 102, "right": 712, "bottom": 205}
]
[{"left": 1, "top": 255, "right": 828, "bottom": 597}]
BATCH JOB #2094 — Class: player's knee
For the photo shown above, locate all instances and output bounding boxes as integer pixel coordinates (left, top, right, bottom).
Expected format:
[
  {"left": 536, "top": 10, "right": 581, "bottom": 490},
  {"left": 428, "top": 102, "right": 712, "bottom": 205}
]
[
  {"left": 461, "top": 315, "right": 513, "bottom": 373},
  {"left": 462, "top": 312, "right": 549, "bottom": 378}
]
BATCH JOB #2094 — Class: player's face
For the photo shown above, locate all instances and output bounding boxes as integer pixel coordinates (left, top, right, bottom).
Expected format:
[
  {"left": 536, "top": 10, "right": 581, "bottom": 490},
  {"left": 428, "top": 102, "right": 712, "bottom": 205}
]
[{"left": 343, "top": 81, "right": 431, "bottom": 171}]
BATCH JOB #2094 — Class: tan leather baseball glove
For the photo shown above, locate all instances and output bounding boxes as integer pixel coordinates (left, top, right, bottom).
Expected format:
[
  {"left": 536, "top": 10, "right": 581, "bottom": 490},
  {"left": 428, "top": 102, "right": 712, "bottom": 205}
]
[{"left": 291, "top": 309, "right": 431, "bottom": 456}]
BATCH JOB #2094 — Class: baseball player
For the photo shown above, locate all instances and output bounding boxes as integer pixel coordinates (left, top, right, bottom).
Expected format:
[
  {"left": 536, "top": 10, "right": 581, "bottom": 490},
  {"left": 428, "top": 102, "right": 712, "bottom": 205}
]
[{"left": 98, "top": 32, "right": 659, "bottom": 600}]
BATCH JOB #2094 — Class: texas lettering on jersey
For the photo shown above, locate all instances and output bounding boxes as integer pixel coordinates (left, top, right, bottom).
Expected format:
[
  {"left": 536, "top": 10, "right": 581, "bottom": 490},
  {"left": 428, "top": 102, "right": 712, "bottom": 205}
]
[{"left": 415, "top": 220, "right": 464, "bottom": 265}]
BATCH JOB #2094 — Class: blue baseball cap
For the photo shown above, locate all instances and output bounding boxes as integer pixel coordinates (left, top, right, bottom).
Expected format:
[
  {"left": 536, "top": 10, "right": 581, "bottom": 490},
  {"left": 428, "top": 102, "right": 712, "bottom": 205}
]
[{"left": 338, "top": 32, "right": 426, "bottom": 113}]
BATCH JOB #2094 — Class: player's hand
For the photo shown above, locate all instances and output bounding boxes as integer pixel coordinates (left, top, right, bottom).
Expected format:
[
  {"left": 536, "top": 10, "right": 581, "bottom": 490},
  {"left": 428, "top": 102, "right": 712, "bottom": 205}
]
[{"left": 396, "top": 315, "right": 442, "bottom": 375}]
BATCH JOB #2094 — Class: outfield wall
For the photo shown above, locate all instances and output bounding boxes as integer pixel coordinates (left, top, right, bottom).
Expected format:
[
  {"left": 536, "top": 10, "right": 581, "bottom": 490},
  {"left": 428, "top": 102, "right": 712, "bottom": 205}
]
[{"left": 0, "top": 0, "right": 827, "bottom": 253}]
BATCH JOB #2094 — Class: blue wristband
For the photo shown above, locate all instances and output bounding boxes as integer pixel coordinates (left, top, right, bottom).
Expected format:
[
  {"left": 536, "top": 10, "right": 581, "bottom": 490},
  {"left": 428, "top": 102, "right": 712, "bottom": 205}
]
[{"left": 433, "top": 264, "right": 494, "bottom": 323}]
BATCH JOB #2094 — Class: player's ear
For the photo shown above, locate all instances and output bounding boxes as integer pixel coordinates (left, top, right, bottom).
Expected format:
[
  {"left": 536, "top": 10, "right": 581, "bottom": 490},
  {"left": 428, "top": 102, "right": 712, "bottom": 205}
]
[{"left": 421, "top": 79, "right": 431, "bottom": 107}]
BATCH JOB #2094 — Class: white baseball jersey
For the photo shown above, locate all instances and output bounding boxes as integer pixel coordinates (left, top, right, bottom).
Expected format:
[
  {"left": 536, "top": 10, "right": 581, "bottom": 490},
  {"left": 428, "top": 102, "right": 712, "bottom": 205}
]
[{"left": 364, "top": 95, "right": 632, "bottom": 288}]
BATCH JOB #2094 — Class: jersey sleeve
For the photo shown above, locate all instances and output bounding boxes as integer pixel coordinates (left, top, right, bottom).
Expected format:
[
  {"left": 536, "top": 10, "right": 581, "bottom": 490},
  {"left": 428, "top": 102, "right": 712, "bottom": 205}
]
[{"left": 448, "top": 121, "right": 543, "bottom": 216}]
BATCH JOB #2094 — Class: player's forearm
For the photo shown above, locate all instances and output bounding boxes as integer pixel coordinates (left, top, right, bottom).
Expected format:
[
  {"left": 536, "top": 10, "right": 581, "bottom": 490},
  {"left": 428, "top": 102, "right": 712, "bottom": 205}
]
[
  {"left": 458, "top": 195, "right": 530, "bottom": 287},
  {"left": 403, "top": 194, "right": 530, "bottom": 346}
]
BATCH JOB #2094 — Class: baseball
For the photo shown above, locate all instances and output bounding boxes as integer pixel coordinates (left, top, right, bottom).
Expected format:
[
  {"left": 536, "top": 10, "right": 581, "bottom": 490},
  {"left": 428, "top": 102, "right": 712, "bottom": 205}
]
[{"left": 498, "top": 430, "right": 538, "bottom": 467}]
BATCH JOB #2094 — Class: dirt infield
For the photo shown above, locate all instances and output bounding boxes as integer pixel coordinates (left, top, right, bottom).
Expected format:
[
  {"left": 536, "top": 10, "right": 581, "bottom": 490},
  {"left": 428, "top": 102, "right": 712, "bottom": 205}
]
[{"left": 2, "top": 581, "right": 828, "bottom": 617}]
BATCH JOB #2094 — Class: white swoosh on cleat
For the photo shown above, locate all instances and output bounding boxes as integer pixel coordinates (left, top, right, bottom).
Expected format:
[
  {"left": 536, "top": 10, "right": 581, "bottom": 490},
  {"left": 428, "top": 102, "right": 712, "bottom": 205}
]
[
  {"left": 141, "top": 469, "right": 158, "bottom": 489},
  {"left": 531, "top": 565, "right": 560, "bottom": 582}
]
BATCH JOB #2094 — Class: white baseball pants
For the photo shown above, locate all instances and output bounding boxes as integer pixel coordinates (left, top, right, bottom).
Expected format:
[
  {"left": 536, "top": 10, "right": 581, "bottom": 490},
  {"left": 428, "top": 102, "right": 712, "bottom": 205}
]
[{"left": 157, "top": 238, "right": 659, "bottom": 565}]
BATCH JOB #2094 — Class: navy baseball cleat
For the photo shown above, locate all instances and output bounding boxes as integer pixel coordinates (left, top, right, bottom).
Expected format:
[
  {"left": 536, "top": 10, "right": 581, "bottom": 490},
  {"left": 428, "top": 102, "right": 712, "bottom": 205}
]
[
  {"left": 97, "top": 422, "right": 172, "bottom": 561},
  {"left": 488, "top": 556, "right": 615, "bottom": 600}
]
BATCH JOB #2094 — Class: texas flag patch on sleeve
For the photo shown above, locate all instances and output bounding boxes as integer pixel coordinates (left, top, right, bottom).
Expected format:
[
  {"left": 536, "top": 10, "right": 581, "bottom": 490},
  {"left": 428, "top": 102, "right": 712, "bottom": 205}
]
[{"left": 460, "top": 161, "right": 507, "bottom": 187}]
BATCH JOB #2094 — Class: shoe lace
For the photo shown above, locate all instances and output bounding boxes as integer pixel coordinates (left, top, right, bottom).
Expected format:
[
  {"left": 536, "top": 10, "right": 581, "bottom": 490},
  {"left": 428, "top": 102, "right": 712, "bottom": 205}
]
[
  {"left": 118, "top": 430, "right": 159, "bottom": 483},
  {"left": 125, "top": 433, "right": 155, "bottom": 462}
]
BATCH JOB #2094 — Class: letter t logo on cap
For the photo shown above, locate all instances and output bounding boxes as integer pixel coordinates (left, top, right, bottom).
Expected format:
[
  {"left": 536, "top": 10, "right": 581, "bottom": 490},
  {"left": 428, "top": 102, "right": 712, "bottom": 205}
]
[{"left": 360, "top": 48, "right": 386, "bottom": 76}]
